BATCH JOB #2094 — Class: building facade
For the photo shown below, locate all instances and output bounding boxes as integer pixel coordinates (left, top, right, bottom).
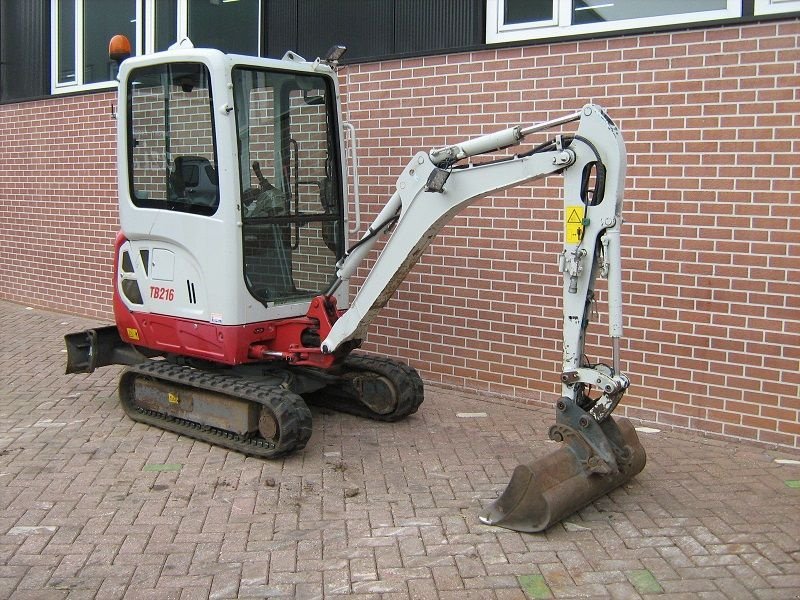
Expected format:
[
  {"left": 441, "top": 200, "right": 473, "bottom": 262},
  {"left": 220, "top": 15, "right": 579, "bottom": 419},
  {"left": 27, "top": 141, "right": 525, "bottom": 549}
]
[{"left": 1, "top": 0, "right": 799, "bottom": 449}]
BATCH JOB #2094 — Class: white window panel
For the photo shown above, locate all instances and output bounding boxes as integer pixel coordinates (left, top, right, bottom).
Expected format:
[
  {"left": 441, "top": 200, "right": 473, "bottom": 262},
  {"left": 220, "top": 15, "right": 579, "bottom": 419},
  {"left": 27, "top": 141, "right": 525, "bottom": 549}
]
[
  {"left": 51, "top": 0, "right": 139, "bottom": 93},
  {"left": 51, "top": 0, "right": 259, "bottom": 94},
  {"left": 487, "top": 0, "right": 742, "bottom": 44},
  {"left": 754, "top": 0, "right": 800, "bottom": 14},
  {"left": 53, "top": 0, "right": 77, "bottom": 86},
  {"left": 144, "top": 0, "right": 183, "bottom": 54}
]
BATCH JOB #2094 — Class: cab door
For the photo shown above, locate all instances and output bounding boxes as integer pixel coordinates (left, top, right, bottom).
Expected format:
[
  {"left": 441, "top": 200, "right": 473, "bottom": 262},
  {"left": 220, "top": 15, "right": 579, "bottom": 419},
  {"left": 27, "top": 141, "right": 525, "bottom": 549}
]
[{"left": 232, "top": 67, "right": 346, "bottom": 315}]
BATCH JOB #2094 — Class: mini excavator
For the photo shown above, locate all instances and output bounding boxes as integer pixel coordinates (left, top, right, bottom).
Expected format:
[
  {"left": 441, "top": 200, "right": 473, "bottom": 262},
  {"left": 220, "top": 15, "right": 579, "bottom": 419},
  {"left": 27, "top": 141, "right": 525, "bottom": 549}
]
[{"left": 65, "top": 38, "right": 645, "bottom": 532}]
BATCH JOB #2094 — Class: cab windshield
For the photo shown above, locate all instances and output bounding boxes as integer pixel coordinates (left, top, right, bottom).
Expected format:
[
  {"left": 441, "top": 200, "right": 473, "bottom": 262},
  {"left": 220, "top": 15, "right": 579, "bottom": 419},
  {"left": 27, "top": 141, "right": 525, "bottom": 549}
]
[{"left": 233, "top": 67, "right": 344, "bottom": 305}]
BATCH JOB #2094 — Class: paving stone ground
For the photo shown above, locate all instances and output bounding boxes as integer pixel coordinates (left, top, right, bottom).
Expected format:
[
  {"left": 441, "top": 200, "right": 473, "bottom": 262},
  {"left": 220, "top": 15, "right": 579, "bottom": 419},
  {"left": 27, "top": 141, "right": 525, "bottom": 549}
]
[{"left": 1, "top": 299, "right": 799, "bottom": 599}]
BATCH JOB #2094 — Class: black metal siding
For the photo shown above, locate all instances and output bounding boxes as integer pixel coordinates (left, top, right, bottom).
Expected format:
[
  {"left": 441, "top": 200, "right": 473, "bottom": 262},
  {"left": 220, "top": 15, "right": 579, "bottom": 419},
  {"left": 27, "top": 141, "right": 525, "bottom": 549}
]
[
  {"left": 265, "top": 0, "right": 298, "bottom": 58},
  {"left": 0, "top": 0, "right": 49, "bottom": 103},
  {"left": 298, "top": 0, "right": 394, "bottom": 60},
  {"left": 265, "top": 0, "right": 484, "bottom": 62},
  {"left": 395, "top": 0, "right": 483, "bottom": 55}
]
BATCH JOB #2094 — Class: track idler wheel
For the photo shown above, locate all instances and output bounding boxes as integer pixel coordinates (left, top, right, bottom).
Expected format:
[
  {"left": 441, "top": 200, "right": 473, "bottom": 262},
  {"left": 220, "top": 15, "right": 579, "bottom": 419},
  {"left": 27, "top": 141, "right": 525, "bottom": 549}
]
[
  {"left": 304, "top": 353, "right": 424, "bottom": 422},
  {"left": 479, "top": 397, "right": 646, "bottom": 533}
]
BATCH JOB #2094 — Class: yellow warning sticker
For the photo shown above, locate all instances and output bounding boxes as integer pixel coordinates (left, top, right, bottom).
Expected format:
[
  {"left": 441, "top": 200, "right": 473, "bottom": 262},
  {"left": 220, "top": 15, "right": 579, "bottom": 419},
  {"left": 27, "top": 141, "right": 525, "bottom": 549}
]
[
  {"left": 565, "top": 205, "right": 585, "bottom": 244},
  {"left": 126, "top": 327, "right": 140, "bottom": 341},
  {"left": 168, "top": 393, "right": 180, "bottom": 405}
]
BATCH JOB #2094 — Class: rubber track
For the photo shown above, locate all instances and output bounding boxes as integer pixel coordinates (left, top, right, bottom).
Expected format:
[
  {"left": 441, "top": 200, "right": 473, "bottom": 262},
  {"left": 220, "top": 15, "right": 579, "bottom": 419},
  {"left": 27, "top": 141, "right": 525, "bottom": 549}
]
[
  {"left": 119, "top": 361, "right": 312, "bottom": 459},
  {"left": 305, "top": 353, "right": 424, "bottom": 422}
]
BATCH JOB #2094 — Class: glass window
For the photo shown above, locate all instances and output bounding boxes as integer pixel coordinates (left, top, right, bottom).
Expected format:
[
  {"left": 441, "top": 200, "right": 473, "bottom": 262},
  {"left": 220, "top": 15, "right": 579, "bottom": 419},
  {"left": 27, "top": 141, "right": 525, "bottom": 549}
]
[
  {"left": 128, "top": 62, "right": 219, "bottom": 216},
  {"left": 754, "top": 0, "right": 800, "bottom": 14},
  {"left": 488, "top": 0, "right": 741, "bottom": 43},
  {"left": 233, "top": 67, "right": 343, "bottom": 305},
  {"left": 572, "top": 0, "right": 728, "bottom": 26},
  {"left": 53, "top": 0, "right": 136, "bottom": 89},
  {"left": 188, "top": 0, "right": 259, "bottom": 55},
  {"left": 52, "top": 0, "right": 261, "bottom": 94},
  {"left": 154, "top": 0, "right": 178, "bottom": 52},
  {"left": 83, "top": 0, "right": 136, "bottom": 84},
  {"left": 56, "top": 0, "right": 76, "bottom": 84},
  {"left": 503, "top": 0, "right": 555, "bottom": 24}
]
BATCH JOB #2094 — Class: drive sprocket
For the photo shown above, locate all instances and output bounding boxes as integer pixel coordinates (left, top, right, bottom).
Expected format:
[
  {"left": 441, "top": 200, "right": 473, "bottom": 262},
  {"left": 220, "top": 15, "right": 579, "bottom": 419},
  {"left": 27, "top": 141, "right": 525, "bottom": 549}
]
[{"left": 304, "top": 353, "right": 424, "bottom": 421}]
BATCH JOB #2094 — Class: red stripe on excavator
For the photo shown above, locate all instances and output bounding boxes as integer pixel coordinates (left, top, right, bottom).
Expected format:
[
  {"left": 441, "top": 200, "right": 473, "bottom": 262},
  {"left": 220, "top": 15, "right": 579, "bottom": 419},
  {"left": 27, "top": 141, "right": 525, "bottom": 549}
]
[{"left": 115, "top": 309, "right": 340, "bottom": 368}]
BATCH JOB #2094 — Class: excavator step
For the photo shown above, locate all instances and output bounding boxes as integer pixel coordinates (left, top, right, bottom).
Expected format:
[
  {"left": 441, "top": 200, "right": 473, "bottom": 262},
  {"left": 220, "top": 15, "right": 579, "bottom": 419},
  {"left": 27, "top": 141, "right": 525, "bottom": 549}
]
[
  {"left": 304, "top": 353, "right": 424, "bottom": 422},
  {"left": 119, "top": 361, "right": 312, "bottom": 458}
]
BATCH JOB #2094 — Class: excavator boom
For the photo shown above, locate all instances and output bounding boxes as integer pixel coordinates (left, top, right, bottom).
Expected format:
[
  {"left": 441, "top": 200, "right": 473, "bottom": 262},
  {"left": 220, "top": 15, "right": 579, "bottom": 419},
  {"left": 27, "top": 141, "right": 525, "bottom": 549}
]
[{"left": 318, "top": 105, "right": 624, "bottom": 361}]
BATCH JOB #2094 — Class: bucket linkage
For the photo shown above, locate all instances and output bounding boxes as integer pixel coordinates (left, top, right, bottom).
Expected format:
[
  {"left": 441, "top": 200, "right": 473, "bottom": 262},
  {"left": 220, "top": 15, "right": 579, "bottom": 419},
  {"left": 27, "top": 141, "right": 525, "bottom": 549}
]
[{"left": 479, "top": 395, "right": 646, "bottom": 533}]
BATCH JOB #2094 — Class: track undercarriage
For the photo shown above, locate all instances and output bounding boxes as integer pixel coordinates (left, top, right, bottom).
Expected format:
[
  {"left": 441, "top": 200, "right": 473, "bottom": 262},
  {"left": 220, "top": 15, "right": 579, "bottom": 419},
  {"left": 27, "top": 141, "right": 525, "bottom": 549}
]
[{"left": 116, "top": 353, "right": 423, "bottom": 458}]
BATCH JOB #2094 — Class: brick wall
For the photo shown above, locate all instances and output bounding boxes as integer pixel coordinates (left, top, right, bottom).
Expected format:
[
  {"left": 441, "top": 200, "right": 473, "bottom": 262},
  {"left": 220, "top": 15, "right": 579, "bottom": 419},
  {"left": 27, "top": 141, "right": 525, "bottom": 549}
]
[
  {"left": 1, "top": 19, "right": 797, "bottom": 449},
  {"left": 0, "top": 92, "right": 118, "bottom": 318},
  {"left": 340, "top": 19, "right": 800, "bottom": 450}
]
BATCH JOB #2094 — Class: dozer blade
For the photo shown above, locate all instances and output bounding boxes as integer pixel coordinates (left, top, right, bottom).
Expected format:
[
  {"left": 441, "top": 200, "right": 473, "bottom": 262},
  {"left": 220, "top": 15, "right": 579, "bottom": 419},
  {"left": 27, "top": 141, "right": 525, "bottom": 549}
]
[
  {"left": 65, "top": 325, "right": 148, "bottom": 374},
  {"left": 480, "top": 409, "right": 646, "bottom": 533}
]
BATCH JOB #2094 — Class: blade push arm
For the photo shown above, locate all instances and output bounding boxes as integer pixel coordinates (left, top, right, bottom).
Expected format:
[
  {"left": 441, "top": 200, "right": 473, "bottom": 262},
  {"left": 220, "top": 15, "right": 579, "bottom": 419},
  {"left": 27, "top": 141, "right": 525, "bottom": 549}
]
[{"left": 319, "top": 104, "right": 628, "bottom": 421}]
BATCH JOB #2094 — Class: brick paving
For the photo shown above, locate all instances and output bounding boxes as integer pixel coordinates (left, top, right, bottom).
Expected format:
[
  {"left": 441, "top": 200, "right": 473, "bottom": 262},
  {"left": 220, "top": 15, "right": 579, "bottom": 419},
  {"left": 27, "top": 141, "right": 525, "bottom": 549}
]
[{"left": 1, "top": 299, "right": 799, "bottom": 599}]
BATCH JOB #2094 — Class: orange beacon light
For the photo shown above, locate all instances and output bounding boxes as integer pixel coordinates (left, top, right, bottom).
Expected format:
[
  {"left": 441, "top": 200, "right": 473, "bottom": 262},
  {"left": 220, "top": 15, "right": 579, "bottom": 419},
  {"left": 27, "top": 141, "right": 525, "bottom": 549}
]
[{"left": 109, "top": 34, "right": 132, "bottom": 63}]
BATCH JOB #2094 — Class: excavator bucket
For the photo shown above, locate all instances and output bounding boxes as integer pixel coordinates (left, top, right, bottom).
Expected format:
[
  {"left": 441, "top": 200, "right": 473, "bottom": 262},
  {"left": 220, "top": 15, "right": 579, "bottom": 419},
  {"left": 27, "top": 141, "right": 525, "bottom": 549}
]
[{"left": 480, "top": 398, "right": 646, "bottom": 533}]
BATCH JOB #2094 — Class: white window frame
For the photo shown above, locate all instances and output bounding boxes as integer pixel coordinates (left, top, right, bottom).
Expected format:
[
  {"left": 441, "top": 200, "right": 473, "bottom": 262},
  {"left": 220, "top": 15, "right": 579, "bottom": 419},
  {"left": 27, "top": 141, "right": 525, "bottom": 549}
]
[
  {"left": 51, "top": 0, "right": 261, "bottom": 94},
  {"left": 754, "top": 0, "right": 800, "bottom": 14},
  {"left": 486, "top": 0, "right": 743, "bottom": 44},
  {"left": 51, "top": 0, "right": 143, "bottom": 93},
  {"left": 143, "top": 0, "right": 187, "bottom": 54}
]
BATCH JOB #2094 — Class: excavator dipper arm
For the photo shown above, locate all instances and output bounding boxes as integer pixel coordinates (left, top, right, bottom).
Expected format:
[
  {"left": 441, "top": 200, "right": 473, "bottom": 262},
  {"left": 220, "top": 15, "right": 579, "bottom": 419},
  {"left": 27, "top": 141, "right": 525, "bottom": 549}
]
[{"left": 314, "top": 104, "right": 646, "bottom": 532}]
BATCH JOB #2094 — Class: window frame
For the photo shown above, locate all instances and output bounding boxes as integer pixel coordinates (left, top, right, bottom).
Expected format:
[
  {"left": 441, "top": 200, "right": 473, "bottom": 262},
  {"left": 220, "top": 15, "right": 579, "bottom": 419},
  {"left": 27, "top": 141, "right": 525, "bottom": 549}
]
[
  {"left": 51, "top": 0, "right": 143, "bottom": 93},
  {"left": 231, "top": 65, "right": 346, "bottom": 306},
  {"left": 126, "top": 61, "right": 221, "bottom": 217},
  {"left": 486, "top": 0, "right": 743, "bottom": 44},
  {"left": 51, "top": 0, "right": 261, "bottom": 94},
  {"left": 754, "top": 0, "right": 800, "bottom": 14},
  {"left": 143, "top": 0, "right": 185, "bottom": 55}
]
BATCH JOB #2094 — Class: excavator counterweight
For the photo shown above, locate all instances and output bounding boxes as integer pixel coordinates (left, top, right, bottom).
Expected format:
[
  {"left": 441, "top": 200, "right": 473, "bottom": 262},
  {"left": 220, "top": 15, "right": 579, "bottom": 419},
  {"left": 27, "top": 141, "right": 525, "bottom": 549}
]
[{"left": 65, "top": 39, "right": 645, "bottom": 533}]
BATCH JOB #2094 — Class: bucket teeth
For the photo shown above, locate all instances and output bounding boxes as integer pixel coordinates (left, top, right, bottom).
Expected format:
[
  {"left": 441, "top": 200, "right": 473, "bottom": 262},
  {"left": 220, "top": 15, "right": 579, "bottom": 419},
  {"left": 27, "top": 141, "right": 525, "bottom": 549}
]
[{"left": 480, "top": 415, "right": 646, "bottom": 533}]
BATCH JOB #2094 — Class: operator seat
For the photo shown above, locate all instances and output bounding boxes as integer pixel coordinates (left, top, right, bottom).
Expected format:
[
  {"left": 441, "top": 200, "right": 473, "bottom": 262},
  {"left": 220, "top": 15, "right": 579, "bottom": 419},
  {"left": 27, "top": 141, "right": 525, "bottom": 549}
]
[{"left": 172, "top": 156, "right": 218, "bottom": 207}]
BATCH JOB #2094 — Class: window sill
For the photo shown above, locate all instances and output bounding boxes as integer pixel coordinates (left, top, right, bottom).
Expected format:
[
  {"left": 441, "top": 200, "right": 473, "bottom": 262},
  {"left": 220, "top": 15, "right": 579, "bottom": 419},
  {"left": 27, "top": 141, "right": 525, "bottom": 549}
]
[{"left": 52, "top": 80, "right": 118, "bottom": 95}]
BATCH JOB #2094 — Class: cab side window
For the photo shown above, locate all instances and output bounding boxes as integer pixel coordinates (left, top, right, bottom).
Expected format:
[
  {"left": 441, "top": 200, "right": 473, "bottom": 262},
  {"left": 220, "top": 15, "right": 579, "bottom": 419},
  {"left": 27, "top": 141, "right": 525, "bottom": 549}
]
[{"left": 128, "top": 62, "right": 219, "bottom": 215}]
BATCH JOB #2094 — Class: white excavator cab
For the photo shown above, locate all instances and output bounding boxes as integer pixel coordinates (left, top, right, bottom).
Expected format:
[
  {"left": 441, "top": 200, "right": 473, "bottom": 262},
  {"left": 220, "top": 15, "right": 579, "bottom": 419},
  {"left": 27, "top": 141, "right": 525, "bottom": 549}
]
[{"left": 113, "top": 46, "right": 349, "bottom": 364}]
